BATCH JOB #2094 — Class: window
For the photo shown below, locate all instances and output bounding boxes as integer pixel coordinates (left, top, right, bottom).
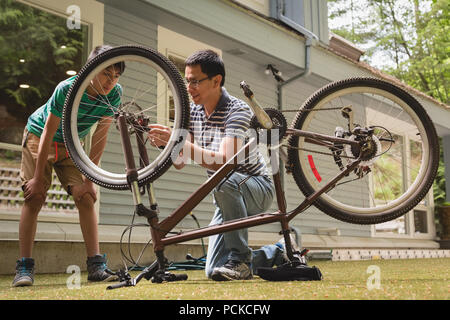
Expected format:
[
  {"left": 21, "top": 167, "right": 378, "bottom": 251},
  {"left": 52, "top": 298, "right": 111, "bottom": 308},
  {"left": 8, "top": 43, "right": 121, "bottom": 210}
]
[
  {"left": 414, "top": 209, "right": 428, "bottom": 234},
  {"left": 167, "top": 53, "right": 187, "bottom": 122},
  {"left": 0, "top": 0, "right": 96, "bottom": 220},
  {"left": 0, "top": 0, "right": 89, "bottom": 167},
  {"left": 372, "top": 114, "right": 433, "bottom": 237}
]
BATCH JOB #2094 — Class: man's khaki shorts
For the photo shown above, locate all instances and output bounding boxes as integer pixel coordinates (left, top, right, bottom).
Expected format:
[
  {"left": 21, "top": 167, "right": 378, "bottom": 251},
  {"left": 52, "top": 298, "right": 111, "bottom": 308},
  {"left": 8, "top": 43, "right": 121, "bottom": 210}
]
[{"left": 20, "top": 129, "right": 84, "bottom": 195}]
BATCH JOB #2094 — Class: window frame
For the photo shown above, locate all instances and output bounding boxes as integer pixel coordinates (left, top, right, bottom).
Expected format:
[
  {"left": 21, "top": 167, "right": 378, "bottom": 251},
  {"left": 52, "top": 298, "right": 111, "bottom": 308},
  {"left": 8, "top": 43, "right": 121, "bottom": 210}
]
[
  {"left": 0, "top": 0, "right": 104, "bottom": 223},
  {"left": 371, "top": 127, "right": 435, "bottom": 239}
]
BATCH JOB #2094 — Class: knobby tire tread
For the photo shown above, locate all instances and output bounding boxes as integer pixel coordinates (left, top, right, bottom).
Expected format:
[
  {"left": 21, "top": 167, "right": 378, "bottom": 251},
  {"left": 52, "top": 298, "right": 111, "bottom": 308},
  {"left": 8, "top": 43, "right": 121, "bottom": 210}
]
[
  {"left": 62, "top": 45, "right": 190, "bottom": 190},
  {"left": 287, "top": 77, "right": 439, "bottom": 224}
]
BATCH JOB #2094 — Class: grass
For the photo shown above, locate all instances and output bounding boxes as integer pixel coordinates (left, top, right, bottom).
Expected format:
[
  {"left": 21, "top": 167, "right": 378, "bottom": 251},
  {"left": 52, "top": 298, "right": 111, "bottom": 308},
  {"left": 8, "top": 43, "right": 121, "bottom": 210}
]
[{"left": 1, "top": 258, "right": 449, "bottom": 300}]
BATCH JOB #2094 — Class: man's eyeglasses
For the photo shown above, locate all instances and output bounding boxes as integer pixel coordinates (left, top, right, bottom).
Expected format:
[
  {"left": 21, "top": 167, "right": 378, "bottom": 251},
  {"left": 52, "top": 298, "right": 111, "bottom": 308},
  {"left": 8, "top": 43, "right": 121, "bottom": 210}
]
[{"left": 184, "top": 76, "right": 210, "bottom": 88}]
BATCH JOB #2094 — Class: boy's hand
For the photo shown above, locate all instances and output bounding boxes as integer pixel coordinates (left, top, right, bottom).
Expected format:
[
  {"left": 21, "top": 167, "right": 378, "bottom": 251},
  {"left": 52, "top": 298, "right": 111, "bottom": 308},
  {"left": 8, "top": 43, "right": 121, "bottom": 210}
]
[{"left": 23, "top": 178, "right": 46, "bottom": 201}]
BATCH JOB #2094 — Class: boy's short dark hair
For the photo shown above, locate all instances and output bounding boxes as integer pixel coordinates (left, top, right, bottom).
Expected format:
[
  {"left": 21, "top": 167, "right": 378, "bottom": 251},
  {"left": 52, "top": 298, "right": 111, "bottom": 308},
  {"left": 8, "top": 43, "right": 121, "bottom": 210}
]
[
  {"left": 185, "top": 50, "right": 225, "bottom": 86},
  {"left": 87, "top": 45, "right": 125, "bottom": 75}
]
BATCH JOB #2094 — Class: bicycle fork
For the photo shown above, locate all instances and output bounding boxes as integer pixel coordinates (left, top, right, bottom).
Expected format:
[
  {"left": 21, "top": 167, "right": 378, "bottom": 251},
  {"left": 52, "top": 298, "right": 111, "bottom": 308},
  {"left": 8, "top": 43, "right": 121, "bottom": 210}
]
[
  {"left": 116, "top": 114, "right": 168, "bottom": 274},
  {"left": 117, "top": 114, "right": 159, "bottom": 221}
]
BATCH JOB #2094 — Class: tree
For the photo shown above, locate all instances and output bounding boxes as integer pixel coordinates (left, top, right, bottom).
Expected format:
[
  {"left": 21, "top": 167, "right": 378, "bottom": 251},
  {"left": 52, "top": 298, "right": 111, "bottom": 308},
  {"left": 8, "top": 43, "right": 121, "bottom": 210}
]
[
  {"left": 328, "top": 0, "right": 449, "bottom": 104},
  {"left": 0, "top": 0, "right": 86, "bottom": 124}
]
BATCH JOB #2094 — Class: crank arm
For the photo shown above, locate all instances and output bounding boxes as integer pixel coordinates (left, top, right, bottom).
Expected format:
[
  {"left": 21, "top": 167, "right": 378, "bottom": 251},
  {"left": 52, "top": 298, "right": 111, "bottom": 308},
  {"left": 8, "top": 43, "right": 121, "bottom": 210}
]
[{"left": 240, "top": 81, "right": 273, "bottom": 129}]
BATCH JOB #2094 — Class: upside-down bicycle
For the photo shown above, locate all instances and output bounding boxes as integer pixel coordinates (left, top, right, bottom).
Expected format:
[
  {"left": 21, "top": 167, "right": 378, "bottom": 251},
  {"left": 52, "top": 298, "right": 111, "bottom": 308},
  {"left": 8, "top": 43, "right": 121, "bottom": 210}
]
[{"left": 61, "top": 45, "right": 439, "bottom": 289}]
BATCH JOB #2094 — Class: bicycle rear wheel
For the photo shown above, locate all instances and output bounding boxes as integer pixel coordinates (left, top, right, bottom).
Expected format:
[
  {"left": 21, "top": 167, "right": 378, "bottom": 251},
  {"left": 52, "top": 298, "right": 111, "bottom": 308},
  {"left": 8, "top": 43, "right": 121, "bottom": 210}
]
[
  {"left": 287, "top": 77, "right": 439, "bottom": 224},
  {"left": 62, "top": 45, "right": 190, "bottom": 190}
]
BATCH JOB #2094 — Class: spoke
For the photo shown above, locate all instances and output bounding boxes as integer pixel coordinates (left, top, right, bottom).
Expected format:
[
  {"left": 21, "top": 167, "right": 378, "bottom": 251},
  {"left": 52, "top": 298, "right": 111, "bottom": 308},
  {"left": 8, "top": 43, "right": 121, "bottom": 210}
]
[{"left": 373, "top": 163, "right": 389, "bottom": 205}]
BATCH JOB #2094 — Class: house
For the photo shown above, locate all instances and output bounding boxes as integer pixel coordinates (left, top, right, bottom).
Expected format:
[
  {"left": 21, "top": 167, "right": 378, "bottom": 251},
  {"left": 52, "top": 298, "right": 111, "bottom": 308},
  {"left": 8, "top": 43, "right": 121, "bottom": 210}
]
[{"left": 1, "top": 0, "right": 449, "bottom": 274}]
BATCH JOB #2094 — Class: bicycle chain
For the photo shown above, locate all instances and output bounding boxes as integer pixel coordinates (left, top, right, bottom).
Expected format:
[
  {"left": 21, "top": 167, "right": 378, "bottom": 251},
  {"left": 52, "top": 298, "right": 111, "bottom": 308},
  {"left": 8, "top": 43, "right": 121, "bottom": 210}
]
[
  {"left": 280, "top": 107, "right": 343, "bottom": 113},
  {"left": 282, "top": 144, "right": 356, "bottom": 159}
]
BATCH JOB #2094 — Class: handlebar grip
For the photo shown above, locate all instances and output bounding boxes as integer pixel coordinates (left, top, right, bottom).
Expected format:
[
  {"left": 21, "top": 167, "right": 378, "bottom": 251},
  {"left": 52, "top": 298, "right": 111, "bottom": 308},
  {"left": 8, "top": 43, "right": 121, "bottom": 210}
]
[{"left": 240, "top": 81, "right": 253, "bottom": 98}]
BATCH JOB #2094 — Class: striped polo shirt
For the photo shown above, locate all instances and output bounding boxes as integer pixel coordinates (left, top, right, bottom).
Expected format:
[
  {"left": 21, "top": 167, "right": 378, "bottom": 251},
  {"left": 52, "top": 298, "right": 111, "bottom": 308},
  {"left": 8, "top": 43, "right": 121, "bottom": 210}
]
[{"left": 189, "top": 87, "right": 268, "bottom": 177}]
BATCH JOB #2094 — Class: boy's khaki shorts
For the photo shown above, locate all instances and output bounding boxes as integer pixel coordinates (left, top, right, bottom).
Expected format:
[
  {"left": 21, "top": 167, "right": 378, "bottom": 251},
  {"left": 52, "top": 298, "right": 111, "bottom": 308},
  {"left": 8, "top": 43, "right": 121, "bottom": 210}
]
[{"left": 20, "top": 129, "right": 84, "bottom": 195}]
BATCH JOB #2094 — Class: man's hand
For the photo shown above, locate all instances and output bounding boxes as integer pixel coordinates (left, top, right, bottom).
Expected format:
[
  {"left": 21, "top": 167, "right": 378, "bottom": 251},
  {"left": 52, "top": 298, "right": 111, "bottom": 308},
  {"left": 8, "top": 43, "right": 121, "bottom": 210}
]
[
  {"left": 148, "top": 124, "right": 171, "bottom": 148},
  {"left": 23, "top": 177, "right": 46, "bottom": 201}
]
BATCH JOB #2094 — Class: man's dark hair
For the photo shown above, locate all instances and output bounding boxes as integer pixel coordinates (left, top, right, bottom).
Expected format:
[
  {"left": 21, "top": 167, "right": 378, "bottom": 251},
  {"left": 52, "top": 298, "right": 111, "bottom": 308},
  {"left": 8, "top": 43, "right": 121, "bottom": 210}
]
[
  {"left": 87, "top": 45, "right": 125, "bottom": 74},
  {"left": 185, "top": 50, "right": 225, "bottom": 86}
]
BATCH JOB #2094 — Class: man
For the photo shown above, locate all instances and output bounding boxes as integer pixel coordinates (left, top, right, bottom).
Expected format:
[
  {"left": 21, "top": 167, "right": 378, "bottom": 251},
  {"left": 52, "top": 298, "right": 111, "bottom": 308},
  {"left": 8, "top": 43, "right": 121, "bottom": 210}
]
[
  {"left": 12, "top": 45, "right": 122, "bottom": 287},
  {"left": 149, "top": 50, "right": 296, "bottom": 281}
]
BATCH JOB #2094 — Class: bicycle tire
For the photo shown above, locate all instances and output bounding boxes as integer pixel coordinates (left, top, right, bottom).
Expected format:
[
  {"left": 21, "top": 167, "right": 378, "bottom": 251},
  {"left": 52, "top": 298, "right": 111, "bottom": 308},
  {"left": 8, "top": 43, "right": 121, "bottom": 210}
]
[
  {"left": 287, "top": 77, "right": 439, "bottom": 224},
  {"left": 62, "top": 45, "right": 190, "bottom": 190}
]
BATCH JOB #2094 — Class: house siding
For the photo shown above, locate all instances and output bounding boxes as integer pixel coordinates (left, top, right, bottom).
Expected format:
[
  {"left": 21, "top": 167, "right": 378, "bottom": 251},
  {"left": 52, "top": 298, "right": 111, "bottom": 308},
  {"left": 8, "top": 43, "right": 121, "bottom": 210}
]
[{"left": 99, "top": 5, "right": 158, "bottom": 226}]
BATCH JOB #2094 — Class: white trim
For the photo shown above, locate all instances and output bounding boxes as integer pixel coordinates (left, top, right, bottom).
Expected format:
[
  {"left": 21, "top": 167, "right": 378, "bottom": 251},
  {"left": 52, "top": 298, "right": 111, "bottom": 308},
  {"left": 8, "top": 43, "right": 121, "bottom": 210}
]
[
  {"left": 0, "top": 142, "right": 21, "bottom": 152},
  {"left": 248, "top": 230, "right": 439, "bottom": 249},
  {"left": 331, "top": 248, "right": 450, "bottom": 261},
  {"left": 232, "top": 0, "right": 270, "bottom": 16},
  {"left": 0, "top": 207, "right": 79, "bottom": 224}
]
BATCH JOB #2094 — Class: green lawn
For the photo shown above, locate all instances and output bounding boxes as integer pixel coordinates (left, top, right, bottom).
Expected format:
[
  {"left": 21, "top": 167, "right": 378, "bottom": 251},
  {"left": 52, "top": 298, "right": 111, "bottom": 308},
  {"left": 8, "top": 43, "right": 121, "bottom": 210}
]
[{"left": 1, "top": 258, "right": 449, "bottom": 300}]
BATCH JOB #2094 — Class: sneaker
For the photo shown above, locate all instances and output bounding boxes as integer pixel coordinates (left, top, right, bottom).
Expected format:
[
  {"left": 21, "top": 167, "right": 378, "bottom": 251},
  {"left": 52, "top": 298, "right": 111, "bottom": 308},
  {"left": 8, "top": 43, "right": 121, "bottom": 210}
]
[
  {"left": 211, "top": 260, "right": 253, "bottom": 281},
  {"left": 86, "top": 254, "right": 117, "bottom": 282},
  {"left": 12, "top": 257, "right": 35, "bottom": 287}
]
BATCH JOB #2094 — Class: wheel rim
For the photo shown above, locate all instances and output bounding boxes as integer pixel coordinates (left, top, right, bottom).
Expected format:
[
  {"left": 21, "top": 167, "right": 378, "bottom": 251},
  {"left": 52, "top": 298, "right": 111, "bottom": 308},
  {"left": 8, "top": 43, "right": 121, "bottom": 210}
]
[
  {"left": 295, "top": 85, "right": 431, "bottom": 215},
  {"left": 66, "top": 53, "right": 185, "bottom": 188}
]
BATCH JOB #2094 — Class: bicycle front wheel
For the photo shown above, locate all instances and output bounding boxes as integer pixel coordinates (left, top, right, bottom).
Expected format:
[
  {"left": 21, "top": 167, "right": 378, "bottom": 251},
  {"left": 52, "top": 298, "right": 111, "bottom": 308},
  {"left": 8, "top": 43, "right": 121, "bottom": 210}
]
[
  {"left": 62, "top": 45, "right": 190, "bottom": 190},
  {"left": 287, "top": 78, "right": 439, "bottom": 224}
]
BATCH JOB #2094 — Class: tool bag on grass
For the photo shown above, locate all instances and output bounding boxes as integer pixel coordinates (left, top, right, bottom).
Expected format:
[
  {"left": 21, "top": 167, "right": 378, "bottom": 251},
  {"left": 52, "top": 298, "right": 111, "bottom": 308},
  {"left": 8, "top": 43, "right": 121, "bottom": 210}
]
[{"left": 257, "top": 261, "right": 323, "bottom": 281}]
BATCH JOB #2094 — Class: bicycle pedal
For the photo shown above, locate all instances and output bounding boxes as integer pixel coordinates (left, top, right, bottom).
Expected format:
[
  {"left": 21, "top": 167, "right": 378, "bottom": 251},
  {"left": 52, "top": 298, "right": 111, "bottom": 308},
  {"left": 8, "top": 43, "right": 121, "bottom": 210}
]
[{"left": 116, "top": 269, "right": 132, "bottom": 282}]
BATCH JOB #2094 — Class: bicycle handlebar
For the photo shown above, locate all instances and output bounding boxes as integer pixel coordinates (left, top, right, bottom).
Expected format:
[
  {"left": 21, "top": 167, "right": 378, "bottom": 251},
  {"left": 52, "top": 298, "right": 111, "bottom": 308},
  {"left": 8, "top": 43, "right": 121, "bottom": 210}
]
[{"left": 106, "top": 280, "right": 135, "bottom": 290}]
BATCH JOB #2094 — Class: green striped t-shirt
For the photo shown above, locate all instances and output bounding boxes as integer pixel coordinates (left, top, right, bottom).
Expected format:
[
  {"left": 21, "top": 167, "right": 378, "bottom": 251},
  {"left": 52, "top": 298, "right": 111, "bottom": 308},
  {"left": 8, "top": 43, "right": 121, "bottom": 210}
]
[{"left": 26, "top": 76, "right": 122, "bottom": 142}]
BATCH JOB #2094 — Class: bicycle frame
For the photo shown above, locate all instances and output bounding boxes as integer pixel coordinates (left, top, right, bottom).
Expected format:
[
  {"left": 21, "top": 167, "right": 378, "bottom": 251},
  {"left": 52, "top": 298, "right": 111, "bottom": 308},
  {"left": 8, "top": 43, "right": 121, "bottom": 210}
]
[
  {"left": 151, "top": 136, "right": 361, "bottom": 251},
  {"left": 116, "top": 113, "right": 362, "bottom": 272}
]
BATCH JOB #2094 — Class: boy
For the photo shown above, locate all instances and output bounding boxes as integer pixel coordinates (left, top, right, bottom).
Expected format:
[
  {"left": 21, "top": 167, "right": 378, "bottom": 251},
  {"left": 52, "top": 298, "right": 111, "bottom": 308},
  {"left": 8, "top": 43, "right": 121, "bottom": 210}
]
[{"left": 12, "top": 45, "right": 124, "bottom": 287}]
